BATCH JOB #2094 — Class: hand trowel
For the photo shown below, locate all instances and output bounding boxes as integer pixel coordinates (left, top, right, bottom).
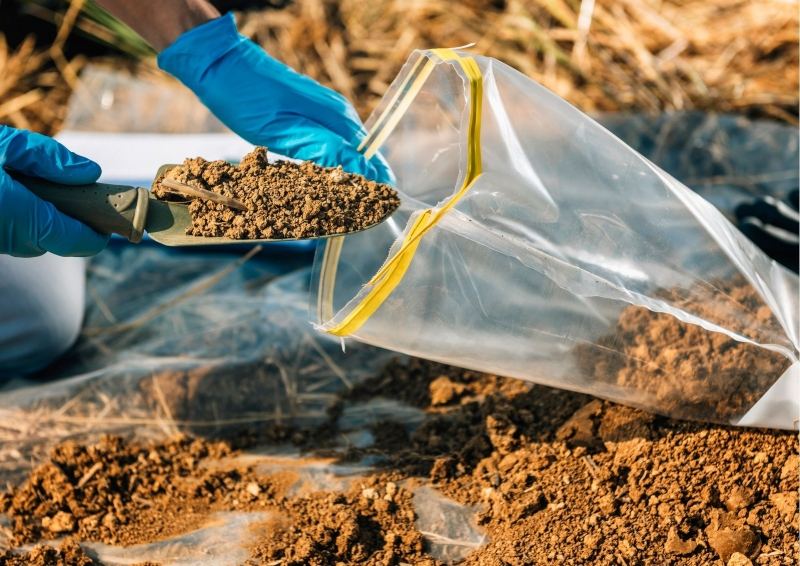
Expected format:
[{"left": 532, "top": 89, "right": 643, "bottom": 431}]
[{"left": 14, "top": 165, "right": 386, "bottom": 246}]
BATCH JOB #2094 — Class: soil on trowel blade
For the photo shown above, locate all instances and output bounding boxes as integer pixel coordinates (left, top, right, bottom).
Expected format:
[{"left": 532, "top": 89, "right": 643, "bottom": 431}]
[
  {"left": 0, "top": 358, "right": 797, "bottom": 565},
  {"left": 152, "top": 147, "right": 399, "bottom": 240}
]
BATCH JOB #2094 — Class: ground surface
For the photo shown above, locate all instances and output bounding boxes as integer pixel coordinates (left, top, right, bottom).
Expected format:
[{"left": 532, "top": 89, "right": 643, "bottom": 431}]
[
  {"left": 1, "top": 359, "right": 797, "bottom": 565},
  {"left": 0, "top": 3, "right": 797, "bottom": 565}
]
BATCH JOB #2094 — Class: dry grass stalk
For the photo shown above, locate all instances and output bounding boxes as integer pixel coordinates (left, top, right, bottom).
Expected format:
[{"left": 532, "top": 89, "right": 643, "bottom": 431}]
[
  {"left": 160, "top": 177, "right": 248, "bottom": 211},
  {"left": 0, "top": 0, "right": 91, "bottom": 134},
  {"left": 0, "top": 35, "right": 73, "bottom": 134}
]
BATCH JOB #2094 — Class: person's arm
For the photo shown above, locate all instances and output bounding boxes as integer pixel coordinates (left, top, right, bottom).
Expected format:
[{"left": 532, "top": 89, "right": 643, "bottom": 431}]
[
  {"left": 94, "top": 0, "right": 219, "bottom": 51},
  {"left": 93, "top": 2, "right": 392, "bottom": 183}
]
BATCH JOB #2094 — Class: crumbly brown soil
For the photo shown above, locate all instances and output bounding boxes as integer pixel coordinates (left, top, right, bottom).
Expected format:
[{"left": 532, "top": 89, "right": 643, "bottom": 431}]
[
  {"left": 246, "top": 477, "right": 435, "bottom": 566},
  {"left": 0, "top": 435, "right": 294, "bottom": 547},
  {"left": 0, "top": 434, "right": 435, "bottom": 565},
  {"left": 329, "top": 357, "right": 797, "bottom": 565},
  {"left": 346, "top": 359, "right": 799, "bottom": 565},
  {"left": 575, "top": 282, "right": 792, "bottom": 422},
  {"left": 152, "top": 147, "right": 399, "bottom": 240},
  {"left": 1, "top": 359, "right": 797, "bottom": 565},
  {"left": 0, "top": 539, "right": 97, "bottom": 566}
]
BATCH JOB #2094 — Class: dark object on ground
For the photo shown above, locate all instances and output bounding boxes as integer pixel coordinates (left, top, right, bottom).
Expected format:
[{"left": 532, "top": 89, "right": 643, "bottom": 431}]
[{"left": 736, "top": 190, "right": 799, "bottom": 272}]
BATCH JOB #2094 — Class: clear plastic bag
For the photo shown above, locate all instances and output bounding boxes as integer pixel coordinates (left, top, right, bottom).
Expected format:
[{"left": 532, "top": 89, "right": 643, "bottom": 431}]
[{"left": 313, "top": 49, "right": 799, "bottom": 429}]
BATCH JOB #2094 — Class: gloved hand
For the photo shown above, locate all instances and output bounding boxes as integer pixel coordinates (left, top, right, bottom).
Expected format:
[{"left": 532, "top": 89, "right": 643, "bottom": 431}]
[
  {"left": 0, "top": 125, "right": 109, "bottom": 257},
  {"left": 158, "top": 12, "right": 393, "bottom": 184},
  {"left": 735, "top": 189, "right": 799, "bottom": 272}
]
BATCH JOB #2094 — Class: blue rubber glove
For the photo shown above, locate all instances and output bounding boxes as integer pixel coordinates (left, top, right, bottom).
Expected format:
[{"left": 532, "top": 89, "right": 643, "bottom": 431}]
[
  {"left": 158, "top": 12, "right": 393, "bottom": 184},
  {"left": 0, "top": 125, "right": 109, "bottom": 257}
]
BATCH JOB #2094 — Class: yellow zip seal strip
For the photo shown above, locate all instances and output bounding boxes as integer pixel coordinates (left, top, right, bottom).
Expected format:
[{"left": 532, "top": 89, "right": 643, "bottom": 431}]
[{"left": 318, "top": 48, "right": 484, "bottom": 336}]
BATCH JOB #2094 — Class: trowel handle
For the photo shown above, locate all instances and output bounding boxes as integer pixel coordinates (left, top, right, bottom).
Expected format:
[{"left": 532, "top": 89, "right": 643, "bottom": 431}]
[{"left": 12, "top": 174, "right": 150, "bottom": 243}]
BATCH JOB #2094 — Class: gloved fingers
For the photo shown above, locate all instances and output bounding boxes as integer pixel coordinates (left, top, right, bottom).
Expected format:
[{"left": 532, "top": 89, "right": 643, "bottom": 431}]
[
  {"left": 244, "top": 44, "right": 367, "bottom": 141},
  {"left": 221, "top": 46, "right": 368, "bottom": 143},
  {"left": 270, "top": 69, "right": 367, "bottom": 143},
  {"left": 251, "top": 115, "right": 395, "bottom": 184},
  {"left": 158, "top": 14, "right": 368, "bottom": 145},
  {"left": 0, "top": 176, "right": 109, "bottom": 257},
  {"left": 0, "top": 125, "right": 101, "bottom": 185}
]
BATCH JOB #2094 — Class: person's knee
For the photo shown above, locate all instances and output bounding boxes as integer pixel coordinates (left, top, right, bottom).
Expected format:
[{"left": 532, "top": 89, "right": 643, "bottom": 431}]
[{"left": 0, "top": 255, "right": 86, "bottom": 377}]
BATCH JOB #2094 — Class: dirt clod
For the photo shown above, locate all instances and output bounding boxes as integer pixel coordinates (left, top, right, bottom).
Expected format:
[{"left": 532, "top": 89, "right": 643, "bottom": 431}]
[
  {"left": 769, "top": 491, "right": 799, "bottom": 522},
  {"left": 153, "top": 147, "right": 399, "bottom": 240},
  {"left": 706, "top": 510, "right": 762, "bottom": 562},
  {"left": 0, "top": 539, "right": 97, "bottom": 566},
  {"left": 665, "top": 526, "right": 700, "bottom": 555},
  {"left": 42, "top": 510, "right": 76, "bottom": 534},
  {"left": 728, "top": 552, "right": 754, "bottom": 566}
]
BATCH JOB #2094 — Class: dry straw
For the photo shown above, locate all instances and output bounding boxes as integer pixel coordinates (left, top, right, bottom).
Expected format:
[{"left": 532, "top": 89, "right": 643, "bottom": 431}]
[
  {"left": 159, "top": 177, "right": 249, "bottom": 211},
  {"left": 238, "top": 0, "right": 799, "bottom": 123},
  {"left": 1, "top": 0, "right": 797, "bottom": 136},
  {"left": 0, "top": 35, "right": 72, "bottom": 134}
]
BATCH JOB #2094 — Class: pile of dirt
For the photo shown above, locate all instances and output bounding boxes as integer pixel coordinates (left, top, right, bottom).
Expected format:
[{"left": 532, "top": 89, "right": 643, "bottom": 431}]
[
  {"left": 0, "top": 435, "right": 292, "bottom": 547},
  {"left": 336, "top": 359, "right": 798, "bottom": 564},
  {"left": 575, "top": 282, "right": 791, "bottom": 421},
  {"left": 0, "top": 434, "right": 437, "bottom": 565},
  {"left": 152, "top": 147, "right": 399, "bottom": 240},
  {"left": 1, "top": 359, "right": 797, "bottom": 565},
  {"left": 247, "top": 476, "right": 435, "bottom": 566},
  {"left": 404, "top": 391, "right": 798, "bottom": 565},
  {"left": 0, "top": 539, "right": 97, "bottom": 566}
]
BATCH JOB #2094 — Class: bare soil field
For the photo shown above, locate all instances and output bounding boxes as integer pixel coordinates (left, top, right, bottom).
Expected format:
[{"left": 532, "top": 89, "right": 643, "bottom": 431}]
[{"left": 1, "top": 359, "right": 797, "bottom": 565}]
